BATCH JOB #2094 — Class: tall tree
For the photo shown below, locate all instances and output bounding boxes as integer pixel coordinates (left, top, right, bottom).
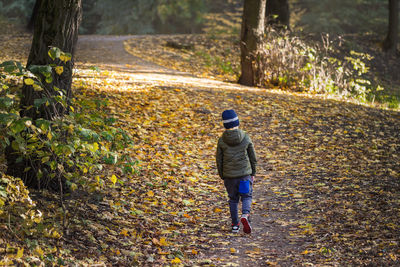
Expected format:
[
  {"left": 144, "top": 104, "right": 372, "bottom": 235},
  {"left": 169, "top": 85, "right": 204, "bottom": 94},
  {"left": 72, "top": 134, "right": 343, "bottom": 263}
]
[
  {"left": 239, "top": 0, "right": 266, "bottom": 86},
  {"left": 6, "top": 0, "right": 82, "bottom": 189},
  {"left": 265, "top": 0, "right": 290, "bottom": 30},
  {"left": 383, "top": 0, "right": 399, "bottom": 53},
  {"left": 27, "top": 0, "right": 41, "bottom": 32}
]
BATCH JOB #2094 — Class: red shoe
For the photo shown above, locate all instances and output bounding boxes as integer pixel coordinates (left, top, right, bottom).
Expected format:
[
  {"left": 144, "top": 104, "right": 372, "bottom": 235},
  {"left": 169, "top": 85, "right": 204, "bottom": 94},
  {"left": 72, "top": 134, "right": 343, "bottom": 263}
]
[{"left": 240, "top": 214, "right": 252, "bottom": 234}]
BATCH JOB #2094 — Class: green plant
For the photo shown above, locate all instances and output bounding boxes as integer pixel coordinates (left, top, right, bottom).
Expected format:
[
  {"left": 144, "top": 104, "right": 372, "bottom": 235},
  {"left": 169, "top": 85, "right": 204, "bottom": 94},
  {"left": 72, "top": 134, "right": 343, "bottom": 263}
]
[
  {"left": 0, "top": 49, "right": 137, "bottom": 194},
  {"left": 253, "top": 28, "right": 393, "bottom": 106}
]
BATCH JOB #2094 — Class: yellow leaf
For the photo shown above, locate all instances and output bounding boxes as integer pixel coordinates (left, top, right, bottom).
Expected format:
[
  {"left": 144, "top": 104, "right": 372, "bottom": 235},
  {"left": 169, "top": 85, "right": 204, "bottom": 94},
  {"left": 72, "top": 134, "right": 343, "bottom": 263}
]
[
  {"left": 120, "top": 229, "right": 129, "bottom": 237},
  {"left": 147, "top": 190, "right": 154, "bottom": 197},
  {"left": 301, "top": 250, "right": 310, "bottom": 255},
  {"left": 158, "top": 250, "right": 169, "bottom": 255},
  {"left": 110, "top": 174, "right": 117, "bottom": 185},
  {"left": 59, "top": 54, "right": 71, "bottom": 62},
  {"left": 159, "top": 237, "right": 168, "bottom": 246},
  {"left": 230, "top": 247, "right": 236, "bottom": 254},
  {"left": 33, "top": 83, "right": 43, "bottom": 91},
  {"left": 214, "top": 207, "right": 222, "bottom": 213},
  {"left": 89, "top": 142, "right": 99, "bottom": 153},
  {"left": 47, "top": 131, "right": 52, "bottom": 140},
  {"left": 191, "top": 249, "right": 198, "bottom": 255},
  {"left": 93, "top": 142, "right": 99, "bottom": 152},
  {"left": 70, "top": 183, "right": 77, "bottom": 191},
  {"left": 171, "top": 257, "right": 181, "bottom": 264},
  {"left": 16, "top": 247, "right": 23, "bottom": 259},
  {"left": 34, "top": 246, "right": 44, "bottom": 257},
  {"left": 33, "top": 215, "right": 42, "bottom": 223},
  {"left": 55, "top": 66, "right": 64, "bottom": 75},
  {"left": 0, "top": 260, "right": 13, "bottom": 266},
  {"left": 24, "top": 78, "right": 35, "bottom": 85},
  {"left": 52, "top": 230, "right": 61, "bottom": 239}
]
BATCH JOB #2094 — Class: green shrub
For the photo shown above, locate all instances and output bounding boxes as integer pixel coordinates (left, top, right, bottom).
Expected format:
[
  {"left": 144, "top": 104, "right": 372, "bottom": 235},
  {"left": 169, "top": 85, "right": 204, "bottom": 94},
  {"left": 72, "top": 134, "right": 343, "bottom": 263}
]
[
  {"left": 254, "top": 28, "right": 386, "bottom": 104},
  {"left": 0, "top": 48, "right": 136, "bottom": 193}
]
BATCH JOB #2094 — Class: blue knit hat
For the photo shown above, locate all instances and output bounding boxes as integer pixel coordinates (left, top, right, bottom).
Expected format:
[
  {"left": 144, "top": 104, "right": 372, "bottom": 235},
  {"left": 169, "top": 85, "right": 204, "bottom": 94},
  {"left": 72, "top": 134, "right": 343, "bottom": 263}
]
[{"left": 222, "top": 109, "right": 239, "bottom": 129}]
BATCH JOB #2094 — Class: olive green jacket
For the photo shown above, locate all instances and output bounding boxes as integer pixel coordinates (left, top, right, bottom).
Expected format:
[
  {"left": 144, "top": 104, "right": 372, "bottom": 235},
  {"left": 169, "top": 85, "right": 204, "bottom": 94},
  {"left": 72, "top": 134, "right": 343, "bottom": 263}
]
[{"left": 216, "top": 129, "right": 257, "bottom": 179}]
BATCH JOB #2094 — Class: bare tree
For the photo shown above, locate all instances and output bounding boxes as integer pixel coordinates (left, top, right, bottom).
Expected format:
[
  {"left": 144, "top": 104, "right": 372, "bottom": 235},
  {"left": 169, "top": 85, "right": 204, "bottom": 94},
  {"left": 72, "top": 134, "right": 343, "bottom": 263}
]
[
  {"left": 239, "top": 0, "right": 266, "bottom": 86},
  {"left": 27, "top": 0, "right": 41, "bottom": 32},
  {"left": 383, "top": 0, "right": 399, "bottom": 53},
  {"left": 6, "top": 0, "right": 82, "bottom": 190}
]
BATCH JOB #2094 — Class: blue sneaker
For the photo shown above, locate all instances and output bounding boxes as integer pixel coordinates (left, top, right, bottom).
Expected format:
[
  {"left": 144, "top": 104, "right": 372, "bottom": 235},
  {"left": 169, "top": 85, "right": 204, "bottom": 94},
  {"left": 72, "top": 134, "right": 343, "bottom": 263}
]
[{"left": 240, "top": 214, "right": 252, "bottom": 234}]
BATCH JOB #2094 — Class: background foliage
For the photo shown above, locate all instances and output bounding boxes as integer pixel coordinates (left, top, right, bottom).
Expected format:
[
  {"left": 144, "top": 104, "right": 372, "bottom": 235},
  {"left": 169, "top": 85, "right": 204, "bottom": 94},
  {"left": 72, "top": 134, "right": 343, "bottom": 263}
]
[
  {"left": 0, "top": 0, "right": 212, "bottom": 34},
  {"left": 0, "top": 0, "right": 391, "bottom": 36},
  {"left": 0, "top": 0, "right": 35, "bottom": 25},
  {"left": 291, "top": 0, "right": 388, "bottom": 34}
]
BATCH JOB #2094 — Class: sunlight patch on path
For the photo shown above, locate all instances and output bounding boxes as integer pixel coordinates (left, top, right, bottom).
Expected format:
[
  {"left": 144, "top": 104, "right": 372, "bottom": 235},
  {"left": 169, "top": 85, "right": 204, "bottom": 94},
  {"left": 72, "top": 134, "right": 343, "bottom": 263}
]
[{"left": 76, "top": 35, "right": 267, "bottom": 93}]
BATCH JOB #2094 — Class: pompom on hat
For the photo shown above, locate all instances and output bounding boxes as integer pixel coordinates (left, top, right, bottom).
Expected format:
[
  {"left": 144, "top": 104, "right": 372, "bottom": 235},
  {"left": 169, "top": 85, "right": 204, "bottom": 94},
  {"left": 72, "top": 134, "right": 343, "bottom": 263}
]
[{"left": 222, "top": 109, "right": 240, "bottom": 129}]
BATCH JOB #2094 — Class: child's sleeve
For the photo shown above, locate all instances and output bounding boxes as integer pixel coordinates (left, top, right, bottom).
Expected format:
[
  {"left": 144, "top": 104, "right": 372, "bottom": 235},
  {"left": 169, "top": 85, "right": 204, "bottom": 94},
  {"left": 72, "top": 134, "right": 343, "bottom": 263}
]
[
  {"left": 247, "top": 138, "right": 257, "bottom": 176},
  {"left": 216, "top": 139, "right": 224, "bottom": 179}
]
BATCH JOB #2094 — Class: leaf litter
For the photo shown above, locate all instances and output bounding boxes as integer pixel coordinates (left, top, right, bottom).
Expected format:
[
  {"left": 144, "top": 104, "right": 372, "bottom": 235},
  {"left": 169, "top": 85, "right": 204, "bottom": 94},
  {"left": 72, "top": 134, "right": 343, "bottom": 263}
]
[{"left": 0, "top": 34, "right": 399, "bottom": 266}]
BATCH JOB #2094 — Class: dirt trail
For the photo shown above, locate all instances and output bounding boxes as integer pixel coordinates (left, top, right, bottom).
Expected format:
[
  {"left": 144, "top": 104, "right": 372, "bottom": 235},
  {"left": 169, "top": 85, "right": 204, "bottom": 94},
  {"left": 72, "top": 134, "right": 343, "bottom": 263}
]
[
  {"left": 76, "top": 35, "right": 297, "bottom": 265},
  {"left": 76, "top": 35, "right": 260, "bottom": 92},
  {"left": 75, "top": 35, "right": 397, "bottom": 266}
]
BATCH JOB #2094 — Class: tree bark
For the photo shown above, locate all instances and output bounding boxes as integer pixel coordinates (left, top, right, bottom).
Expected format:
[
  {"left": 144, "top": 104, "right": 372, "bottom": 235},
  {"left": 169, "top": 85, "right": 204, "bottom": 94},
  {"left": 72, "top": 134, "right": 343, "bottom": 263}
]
[
  {"left": 265, "top": 0, "right": 290, "bottom": 30},
  {"left": 23, "top": 0, "right": 81, "bottom": 120},
  {"left": 239, "top": 0, "right": 266, "bottom": 86},
  {"left": 27, "top": 0, "right": 41, "bottom": 32},
  {"left": 383, "top": 0, "right": 399, "bottom": 53},
  {"left": 6, "top": 0, "right": 82, "bottom": 190}
]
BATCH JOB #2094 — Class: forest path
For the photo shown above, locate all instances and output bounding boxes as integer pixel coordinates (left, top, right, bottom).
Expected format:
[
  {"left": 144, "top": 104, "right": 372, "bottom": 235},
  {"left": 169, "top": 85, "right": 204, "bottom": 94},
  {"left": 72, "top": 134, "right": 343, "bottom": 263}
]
[
  {"left": 76, "top": 35, "right": 248, "bottom": 92},
  {"left": 75, "top": 35, "right": 297, "bottom": 265},
  {"left": 74, "top": 35, "right": 400, "bottom": 266}
]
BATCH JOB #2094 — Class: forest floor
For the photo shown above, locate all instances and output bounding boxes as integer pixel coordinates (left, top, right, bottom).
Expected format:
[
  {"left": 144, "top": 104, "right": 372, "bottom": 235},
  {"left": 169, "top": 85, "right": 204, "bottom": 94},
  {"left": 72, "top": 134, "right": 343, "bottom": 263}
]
[{"left": 1, "top": 33, "right": 400, "bottom": 266}]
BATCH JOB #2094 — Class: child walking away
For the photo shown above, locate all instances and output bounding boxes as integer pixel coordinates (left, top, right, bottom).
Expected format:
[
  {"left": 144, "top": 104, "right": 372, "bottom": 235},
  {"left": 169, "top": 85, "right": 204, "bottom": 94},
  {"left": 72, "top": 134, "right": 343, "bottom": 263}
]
[{"left": 216, "top": 109, "right": 257, "bottom": 234}]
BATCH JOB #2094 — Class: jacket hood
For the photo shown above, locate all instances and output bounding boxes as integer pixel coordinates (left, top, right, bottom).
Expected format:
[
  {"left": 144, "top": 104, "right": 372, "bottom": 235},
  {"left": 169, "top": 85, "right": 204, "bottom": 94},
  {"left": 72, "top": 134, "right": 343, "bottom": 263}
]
[{"left": 222, "top": 129, "right": 245, "bottom": 146}]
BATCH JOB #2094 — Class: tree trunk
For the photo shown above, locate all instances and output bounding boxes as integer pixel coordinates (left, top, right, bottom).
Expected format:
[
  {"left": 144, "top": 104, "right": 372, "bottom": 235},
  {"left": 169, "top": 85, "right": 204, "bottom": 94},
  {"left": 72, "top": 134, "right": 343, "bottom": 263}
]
[
  {"left": 383, "top": 0, "right": 399, "bottom": 53},
  {"left": 27, "top": 0, "right": 41, "bottom": 32},
  {"left": 6, "top": 0, "right": 82, "bottom": 190},
  {"left": 239, "top": 0, "right": 266, "bottom": 86},
  {"left": 265, "top": 0, "right": 290, "bottom": 30}
]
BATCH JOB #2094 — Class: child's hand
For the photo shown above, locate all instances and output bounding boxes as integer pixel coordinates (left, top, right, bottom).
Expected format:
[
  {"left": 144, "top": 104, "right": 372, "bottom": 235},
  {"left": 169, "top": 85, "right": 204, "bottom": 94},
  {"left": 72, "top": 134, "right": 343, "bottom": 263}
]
[{"left": 251, "top": 176, "right": 255, "bottom": 182}]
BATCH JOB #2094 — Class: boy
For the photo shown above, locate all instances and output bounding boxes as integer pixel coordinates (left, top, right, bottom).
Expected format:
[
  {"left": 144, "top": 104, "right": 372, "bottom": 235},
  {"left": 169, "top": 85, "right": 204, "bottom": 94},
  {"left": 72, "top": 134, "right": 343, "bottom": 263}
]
[{"left": 216, "top": 109, "right": 257, "bottom": 234}]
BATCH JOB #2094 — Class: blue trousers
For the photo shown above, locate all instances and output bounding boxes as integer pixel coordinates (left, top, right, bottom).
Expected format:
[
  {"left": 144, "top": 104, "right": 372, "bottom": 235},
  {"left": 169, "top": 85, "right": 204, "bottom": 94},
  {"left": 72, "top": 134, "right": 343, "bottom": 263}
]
[{"left": 224, "top": 175, "right": 253, "bottom": 225}]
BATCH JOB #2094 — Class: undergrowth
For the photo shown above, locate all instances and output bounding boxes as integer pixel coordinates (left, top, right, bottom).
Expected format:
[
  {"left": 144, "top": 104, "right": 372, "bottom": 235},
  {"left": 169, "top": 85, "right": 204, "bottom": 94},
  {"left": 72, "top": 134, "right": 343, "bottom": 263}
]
[
  {"left": 0, "top": 49, "right": 137, "bottom": 265},
  {"left": 253, "top": 28, "right": 399, "bottom": 109}
]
